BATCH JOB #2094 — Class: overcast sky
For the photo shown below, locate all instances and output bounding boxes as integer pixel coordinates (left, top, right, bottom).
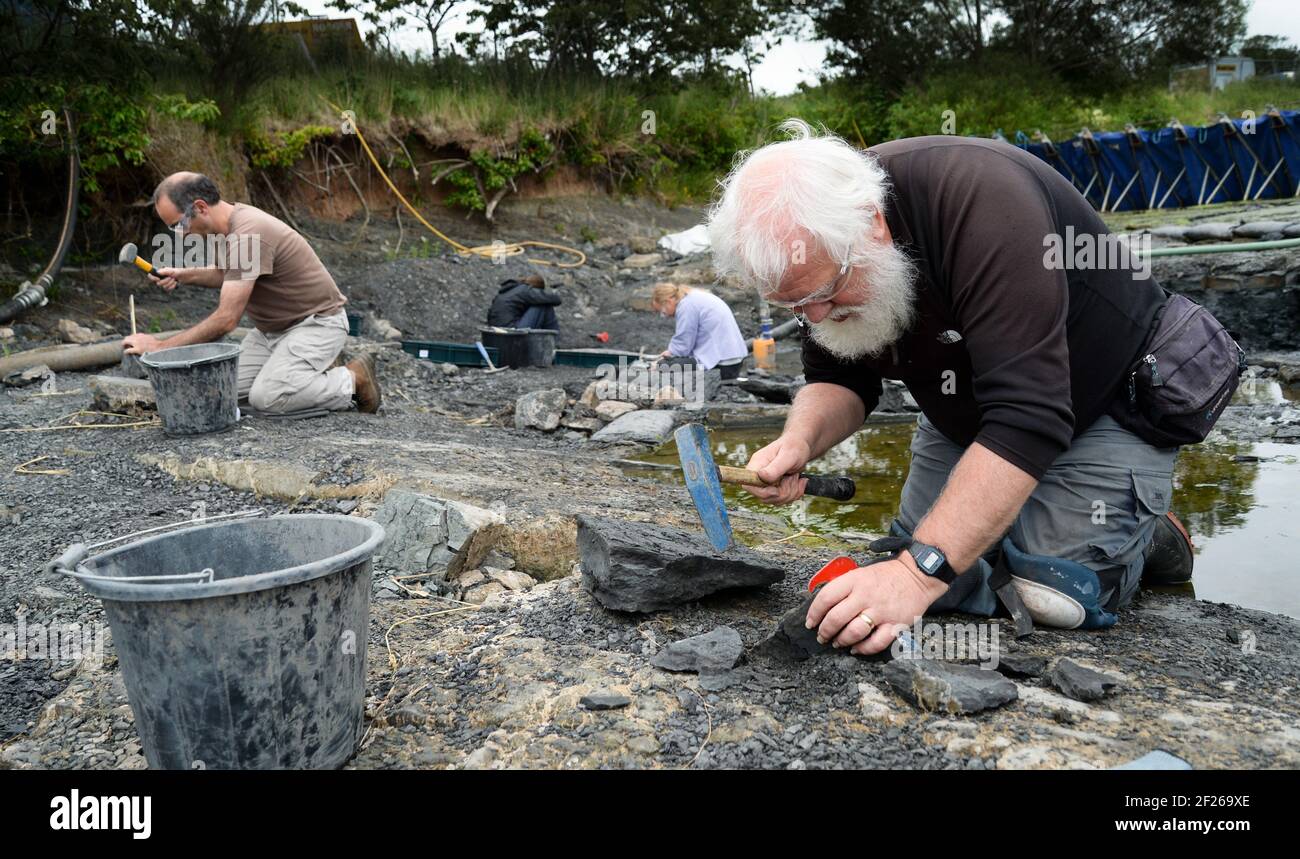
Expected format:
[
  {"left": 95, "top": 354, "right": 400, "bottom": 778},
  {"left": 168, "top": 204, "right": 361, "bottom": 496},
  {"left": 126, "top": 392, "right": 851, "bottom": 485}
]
[{"left": 298, "top": 0, "right": 1300, "bottom": 96}]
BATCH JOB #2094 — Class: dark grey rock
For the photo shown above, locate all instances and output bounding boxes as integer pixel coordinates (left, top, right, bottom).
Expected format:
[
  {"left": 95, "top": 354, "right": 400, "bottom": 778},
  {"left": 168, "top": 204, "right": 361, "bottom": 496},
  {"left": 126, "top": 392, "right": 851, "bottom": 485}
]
[
  {"left": 699, "top": 669, "right": 745, "bottom": 692},
  {"left": 580, "top": 692, "right": 632, "bottom": 711},
  {"left": 759, "top": 592, "right": 830, "bottom": 661},
  {"left": 652, "top": 627, "right": 744, "bottom": 674},
  {"left": 881, "top": 659, "right": 1018, "bottom": 714},
  {"left": 1046, "top": 658, "right": 1121, "bottom": 702},
  {"left": 994, "top": 652, "right": 1047, "bottom": 679},
  {"left": 577, "top": 515, "right": 784, "bottom": 612}
]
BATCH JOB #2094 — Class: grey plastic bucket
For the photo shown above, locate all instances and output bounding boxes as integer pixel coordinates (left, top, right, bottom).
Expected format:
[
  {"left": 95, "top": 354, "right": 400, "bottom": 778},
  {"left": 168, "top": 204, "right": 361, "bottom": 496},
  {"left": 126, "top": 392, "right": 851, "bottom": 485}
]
[
  {"left": 51, "top": 513, "right": 384, "bottom": 770},
  {"left": 139, "top": 342, "right": 241, "bottom": 435}
]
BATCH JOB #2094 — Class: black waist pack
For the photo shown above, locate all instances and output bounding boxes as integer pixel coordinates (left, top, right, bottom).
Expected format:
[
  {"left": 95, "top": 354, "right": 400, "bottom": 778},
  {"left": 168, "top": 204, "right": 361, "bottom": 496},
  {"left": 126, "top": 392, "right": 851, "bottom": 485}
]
[{"left": 1111, "top": 290, "right": 1246, "bottom": 448}]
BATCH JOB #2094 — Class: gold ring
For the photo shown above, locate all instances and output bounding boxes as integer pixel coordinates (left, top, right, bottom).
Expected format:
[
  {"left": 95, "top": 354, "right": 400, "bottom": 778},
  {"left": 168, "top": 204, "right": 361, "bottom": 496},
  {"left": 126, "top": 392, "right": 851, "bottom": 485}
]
[{"left": 858, "top": 611, "right": 875, "bottom": 632}]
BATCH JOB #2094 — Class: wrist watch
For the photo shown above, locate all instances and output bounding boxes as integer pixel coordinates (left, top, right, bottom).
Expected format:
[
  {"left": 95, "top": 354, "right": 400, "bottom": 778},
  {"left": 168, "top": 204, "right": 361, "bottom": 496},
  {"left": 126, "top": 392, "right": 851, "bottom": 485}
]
[{"left": 907, "top": 540, "right": 958, "bottom": 585}]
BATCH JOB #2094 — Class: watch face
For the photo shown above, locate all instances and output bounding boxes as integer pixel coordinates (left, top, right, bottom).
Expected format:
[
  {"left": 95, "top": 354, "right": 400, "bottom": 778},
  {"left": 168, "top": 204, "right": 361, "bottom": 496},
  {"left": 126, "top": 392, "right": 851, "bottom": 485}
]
[{"left": 918, "top": 548, "right": 944, "bottom": 574}]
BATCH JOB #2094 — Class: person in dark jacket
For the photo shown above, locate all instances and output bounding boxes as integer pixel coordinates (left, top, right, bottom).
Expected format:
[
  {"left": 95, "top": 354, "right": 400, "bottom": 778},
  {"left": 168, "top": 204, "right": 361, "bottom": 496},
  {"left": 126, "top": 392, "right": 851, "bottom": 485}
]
[{"left": 486, "top": 275, "right": 561, "bottom": 330}]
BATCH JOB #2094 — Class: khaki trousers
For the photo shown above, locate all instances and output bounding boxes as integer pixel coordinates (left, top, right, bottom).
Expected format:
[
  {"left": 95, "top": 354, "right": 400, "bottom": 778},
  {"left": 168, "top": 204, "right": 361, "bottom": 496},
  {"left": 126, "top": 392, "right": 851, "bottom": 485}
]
[{"left": 237, "top": 310, "right": 353, "bottom": 414}]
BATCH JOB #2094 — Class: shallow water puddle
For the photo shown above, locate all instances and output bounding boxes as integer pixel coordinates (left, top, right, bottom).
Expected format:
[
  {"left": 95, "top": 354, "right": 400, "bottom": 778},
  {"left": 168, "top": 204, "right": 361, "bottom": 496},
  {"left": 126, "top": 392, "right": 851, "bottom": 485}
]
[{"left": 633, "top": 408, "right": 1300, "bottom": 618}]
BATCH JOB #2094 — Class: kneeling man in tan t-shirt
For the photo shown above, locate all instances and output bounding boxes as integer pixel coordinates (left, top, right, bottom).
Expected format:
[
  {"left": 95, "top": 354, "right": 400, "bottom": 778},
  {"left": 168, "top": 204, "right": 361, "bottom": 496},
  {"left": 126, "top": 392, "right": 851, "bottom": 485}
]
[{"left": 123, "top": 172, "right": 381, "bottom": 414}]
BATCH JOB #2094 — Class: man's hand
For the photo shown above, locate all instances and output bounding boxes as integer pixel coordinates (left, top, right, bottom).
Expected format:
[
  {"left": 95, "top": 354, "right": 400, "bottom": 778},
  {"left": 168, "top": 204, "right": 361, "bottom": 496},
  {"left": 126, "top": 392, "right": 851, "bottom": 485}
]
[
  {"left": 805, "top": 554, "right": 949, "bottom": 655},
  {"left": 148, "top": 267, "right": 181, "bottom": 291},
  {"left": 122, "top": 333, "right": 165, "bottom": 355},
  {"left": 659, "top": 349, "right": 672, "bottom": 358},
  {"left": 743, "top": 435, "right": 812, "bottom": 504}
]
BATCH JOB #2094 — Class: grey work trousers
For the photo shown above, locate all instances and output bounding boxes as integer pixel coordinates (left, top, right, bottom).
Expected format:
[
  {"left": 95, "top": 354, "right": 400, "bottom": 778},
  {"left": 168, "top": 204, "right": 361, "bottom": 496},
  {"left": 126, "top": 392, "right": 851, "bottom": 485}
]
[
  {"left": 897, "top": 414, "right": 1178, "bottom": 613},
  {"left": 237, "top": 310, "right": 354, "bottom": 414}
]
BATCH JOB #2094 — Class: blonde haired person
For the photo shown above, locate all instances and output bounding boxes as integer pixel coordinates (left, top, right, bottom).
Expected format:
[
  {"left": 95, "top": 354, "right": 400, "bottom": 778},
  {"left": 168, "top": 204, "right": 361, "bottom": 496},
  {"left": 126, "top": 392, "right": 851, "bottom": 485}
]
[{"left": 650, "top": 282, "right": 747, "bottom": 380}]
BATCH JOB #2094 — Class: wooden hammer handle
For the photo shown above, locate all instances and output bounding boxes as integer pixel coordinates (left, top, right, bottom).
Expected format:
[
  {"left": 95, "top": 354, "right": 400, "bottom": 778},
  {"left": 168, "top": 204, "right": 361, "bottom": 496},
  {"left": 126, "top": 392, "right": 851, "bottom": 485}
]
[{"left": 716, "top": 466, "right": 856, "bottom": 501}]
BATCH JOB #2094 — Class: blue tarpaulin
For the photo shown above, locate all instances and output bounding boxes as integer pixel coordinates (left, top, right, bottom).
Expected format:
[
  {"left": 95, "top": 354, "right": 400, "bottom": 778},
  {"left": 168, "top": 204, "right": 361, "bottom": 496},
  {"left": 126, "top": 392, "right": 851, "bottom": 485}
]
[{"left": 1016, "top": 110, "right": 1300, "bottom": 211}]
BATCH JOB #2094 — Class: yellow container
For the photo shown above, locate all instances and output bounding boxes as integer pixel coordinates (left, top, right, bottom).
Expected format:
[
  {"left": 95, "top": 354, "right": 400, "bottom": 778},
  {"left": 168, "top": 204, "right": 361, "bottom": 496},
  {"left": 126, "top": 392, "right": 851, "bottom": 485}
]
[{"left": 753, "top": 336, "right": 776, "bottom": 371}]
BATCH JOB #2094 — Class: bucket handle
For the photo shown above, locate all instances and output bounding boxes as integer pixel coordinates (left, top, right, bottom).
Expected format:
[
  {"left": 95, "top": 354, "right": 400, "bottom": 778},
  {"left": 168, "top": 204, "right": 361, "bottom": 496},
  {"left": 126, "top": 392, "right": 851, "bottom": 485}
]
[
  {"left": 45, "top": 509, "right": 265, "bottom": 577},
  {"left": 66, "top": 568, "right": 216, "bottom": 585}
]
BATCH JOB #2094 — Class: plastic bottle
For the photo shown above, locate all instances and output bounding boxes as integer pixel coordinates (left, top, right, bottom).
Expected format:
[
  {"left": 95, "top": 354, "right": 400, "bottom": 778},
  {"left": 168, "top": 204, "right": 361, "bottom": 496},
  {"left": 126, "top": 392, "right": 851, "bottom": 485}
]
[{"left": 753, "top": 317, "right": 776, "bottom": 372}]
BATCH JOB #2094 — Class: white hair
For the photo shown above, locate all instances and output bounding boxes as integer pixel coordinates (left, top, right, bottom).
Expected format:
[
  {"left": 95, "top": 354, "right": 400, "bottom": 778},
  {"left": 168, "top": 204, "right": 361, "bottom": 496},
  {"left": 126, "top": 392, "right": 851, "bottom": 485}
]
[{"left": 706, "top": 118, "right": 892, "bottom": 294}]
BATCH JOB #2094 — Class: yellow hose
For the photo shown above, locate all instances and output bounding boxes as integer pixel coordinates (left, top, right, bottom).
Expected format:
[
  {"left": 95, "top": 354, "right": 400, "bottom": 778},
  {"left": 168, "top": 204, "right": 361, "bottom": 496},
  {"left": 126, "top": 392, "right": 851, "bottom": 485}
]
[{"left": 323, "top": 99, "right": 585, "bottom": 268}]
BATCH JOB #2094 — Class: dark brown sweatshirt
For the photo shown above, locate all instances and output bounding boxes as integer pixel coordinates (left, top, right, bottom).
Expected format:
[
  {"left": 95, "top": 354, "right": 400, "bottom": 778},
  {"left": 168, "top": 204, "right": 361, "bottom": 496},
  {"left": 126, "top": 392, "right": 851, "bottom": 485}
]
[{"left": 801, "top": 137, "right": 1165, "bottom": 479}]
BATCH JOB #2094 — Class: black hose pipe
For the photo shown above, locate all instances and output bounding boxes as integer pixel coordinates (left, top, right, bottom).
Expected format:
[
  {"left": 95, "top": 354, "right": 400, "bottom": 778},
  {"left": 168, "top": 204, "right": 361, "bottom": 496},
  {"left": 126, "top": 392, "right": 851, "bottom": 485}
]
[{"left": 0, "top": 109, "right": 80, "bottom": 325}]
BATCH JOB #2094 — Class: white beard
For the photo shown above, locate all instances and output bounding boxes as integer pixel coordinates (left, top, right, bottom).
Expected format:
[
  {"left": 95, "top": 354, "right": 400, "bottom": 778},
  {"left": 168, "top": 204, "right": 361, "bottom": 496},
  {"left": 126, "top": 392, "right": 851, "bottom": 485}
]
[{"left": 807, "top": 241, "right": 918, "bottom": 361}]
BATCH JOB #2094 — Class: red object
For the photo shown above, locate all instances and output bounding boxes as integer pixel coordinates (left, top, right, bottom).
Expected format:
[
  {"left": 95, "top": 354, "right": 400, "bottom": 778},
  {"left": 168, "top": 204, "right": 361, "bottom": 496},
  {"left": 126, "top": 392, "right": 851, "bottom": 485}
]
[
  {"left": 808, "top": 556, "right": 857, "bottom": 592},
  {"left": 593, "top": 331, "right": 610, "bottom": 343}
]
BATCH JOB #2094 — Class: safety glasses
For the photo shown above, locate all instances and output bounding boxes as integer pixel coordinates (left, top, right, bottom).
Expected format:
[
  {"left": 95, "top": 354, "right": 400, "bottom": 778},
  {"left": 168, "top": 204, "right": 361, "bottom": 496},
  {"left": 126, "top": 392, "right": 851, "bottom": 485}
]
[
  {"left": 764, "top": 262, "right": 854, "bottom": 310},
  {"left": 167, "top": 203, "right": 195, "bottom": 234}
]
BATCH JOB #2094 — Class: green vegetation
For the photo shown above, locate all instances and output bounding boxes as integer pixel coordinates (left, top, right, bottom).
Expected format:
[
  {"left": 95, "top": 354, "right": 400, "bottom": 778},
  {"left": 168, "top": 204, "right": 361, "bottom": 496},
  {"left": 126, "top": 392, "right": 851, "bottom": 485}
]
[{"left": 2, "top": 0, "right": 1298, "bottom": 225}]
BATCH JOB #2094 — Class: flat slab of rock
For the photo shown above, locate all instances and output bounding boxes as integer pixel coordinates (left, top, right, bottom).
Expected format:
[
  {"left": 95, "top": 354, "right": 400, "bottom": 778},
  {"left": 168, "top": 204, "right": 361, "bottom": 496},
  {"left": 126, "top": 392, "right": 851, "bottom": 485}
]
[
  {"left": 993, "top": 652, "right": 1047, "bottom": 679},
  {"left": 881, "top": 659, "right": 1018, "bottom": 714},
  {"left": 587, "top": 409, "right": 676, "bottom": 445},
  {"left": 1046, "top": 658, "right": 1120, "bottom": 702},
  {"left": 577, "top": 515, "right": 783, "bottom": 612},
  {"left": 89, "top": 375, "right": 155, "bottom": 412},
  {"left": 652, "top": 627, "right": 744, "bottom": 674},
  {"left": 579, "top": 692, "right": 632, "bottom": 711}
]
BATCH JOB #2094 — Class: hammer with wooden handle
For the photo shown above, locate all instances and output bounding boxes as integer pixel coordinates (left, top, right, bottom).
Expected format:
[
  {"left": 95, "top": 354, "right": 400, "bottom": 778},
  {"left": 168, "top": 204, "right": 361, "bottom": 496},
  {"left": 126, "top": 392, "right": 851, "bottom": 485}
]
[
  {"left": 674, "top": 423, "right": 856, "bottom": 551},
  {"left": 117, "top": 242, "right": 153, "bottom": 274}
]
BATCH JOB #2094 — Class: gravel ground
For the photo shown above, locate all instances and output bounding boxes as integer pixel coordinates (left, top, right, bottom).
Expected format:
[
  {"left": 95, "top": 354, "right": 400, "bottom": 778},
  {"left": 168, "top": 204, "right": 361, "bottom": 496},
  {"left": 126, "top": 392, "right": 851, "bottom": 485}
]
[{"left": 2, "top": 196, "right": 1298, "bottom": 770}]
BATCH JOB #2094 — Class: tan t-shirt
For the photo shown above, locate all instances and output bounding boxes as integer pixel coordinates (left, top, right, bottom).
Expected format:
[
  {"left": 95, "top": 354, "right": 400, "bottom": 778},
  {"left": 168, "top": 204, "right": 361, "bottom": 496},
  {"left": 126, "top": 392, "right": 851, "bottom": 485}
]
[{"left": 221, "top": 203, "right": 346, "bottom": 332}]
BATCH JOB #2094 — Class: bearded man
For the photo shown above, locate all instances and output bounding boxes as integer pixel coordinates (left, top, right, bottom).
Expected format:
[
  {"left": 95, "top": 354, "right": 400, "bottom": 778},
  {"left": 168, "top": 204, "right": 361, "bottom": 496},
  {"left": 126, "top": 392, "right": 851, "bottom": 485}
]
[{"left": 706, "top": 120, "right": 1196, "bottom": 655}]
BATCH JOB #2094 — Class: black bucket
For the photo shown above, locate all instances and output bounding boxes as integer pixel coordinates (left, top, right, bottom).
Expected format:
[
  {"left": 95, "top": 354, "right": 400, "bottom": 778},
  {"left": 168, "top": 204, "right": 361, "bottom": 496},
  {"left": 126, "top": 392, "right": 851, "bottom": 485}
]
[
  {"left": 139, "top": 342, "right": 240, "bottom": 435},
  {"left": 52, "top": 512, "right": 384, "bottom": 770},
  {"left": 479, "top": 326, "right": 557, "bottom": 368},
  {"left": 346, "top": 311, "right": 364, "bottom": 337}
]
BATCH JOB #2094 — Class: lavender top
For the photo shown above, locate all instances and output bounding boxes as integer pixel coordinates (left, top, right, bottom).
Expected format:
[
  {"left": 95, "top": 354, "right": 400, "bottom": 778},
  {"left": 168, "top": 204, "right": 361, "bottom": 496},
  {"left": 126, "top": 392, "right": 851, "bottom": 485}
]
[{"left": 667, "top": 290, "right": 747, "bottom": 369}]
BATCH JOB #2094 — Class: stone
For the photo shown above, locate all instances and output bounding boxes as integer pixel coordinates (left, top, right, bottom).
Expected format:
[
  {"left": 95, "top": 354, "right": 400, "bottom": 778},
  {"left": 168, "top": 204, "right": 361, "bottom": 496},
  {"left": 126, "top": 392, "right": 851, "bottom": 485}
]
[
  {"left": 462, "top": 581, "right": 506, "bottom": 605},
  {"left": 514, "top": 388, "right": 567, "bottom": 431},
  {"left": 594, "top": 400, "right": 638, "bottom": 421},
  {"left": 579, "top": 692, "right": 632, "bottom": 711},
  {"left": 1045, "top": 658, "right": 1121, "bottom": 702},
  {"left": 1183, "top": 223, "right": 1235, "bottom": 242},
  {"left": 622, "top": 252, "right": 662, "bottom": 268},
  {"left": 371, "top": 317, "right": 402, "bottom": 340},
  {"left": 0, "top": 326, "right": 14, "bottom": 340},
  {"left": 759, "top": 593, "right": 830, "bottom": 661},
  {"left": 587, "top": 409, "right": 676, "bottom": 445},
  {"left": 1278, "top": 364, "right": 1300, "bottom": 385},
  {"left": 2, "top": 363, "right": 52, "bottom": 388},
  {"left": 56, "top": 318, "right": 98, "bottom": 344},
  {"left": 457, "top": 570, "right": 487, "bottom": 589},
  {"left": 993, "top": 652, "right": 1047, "bottom": 679},
  {"left": 560, "top": 414, "right": 603, "bottom": 433},
  {"left": 445, "top": 499, "right": 504, "bottom": 551},
  {"left": 484, "top": 566, "right": 536, "bottom": 591},
  {"left": 371, "top": 489, "right": 502, "bottom": 575},
  {"left": 881, "top": 659, "right": 1019, "bottom": 715},
  {"left": 89, "top": 375, "right": 155, "bottom": 412},
  {"left": 579, "top": 380, "right": 604, "bottom": 408},
  {"left": 651, "top": 627, "right": 744, "bottom": 674},
  {"left": 439, "top": 362, "right": 459, "bottom": 376},
  {"left": 577, "top": 515, "right": 784, "bottom": 613}
]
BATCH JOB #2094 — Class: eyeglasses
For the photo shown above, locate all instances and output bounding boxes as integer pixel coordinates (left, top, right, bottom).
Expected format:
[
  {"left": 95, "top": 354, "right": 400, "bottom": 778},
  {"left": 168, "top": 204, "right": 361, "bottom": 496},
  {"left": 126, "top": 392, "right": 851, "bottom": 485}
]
[
  {"left": 168, "top": 204, "right": 195, "bottom": 234},
  {"left": 764, "top": 263, "right": 854, "bottom": 310}
]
